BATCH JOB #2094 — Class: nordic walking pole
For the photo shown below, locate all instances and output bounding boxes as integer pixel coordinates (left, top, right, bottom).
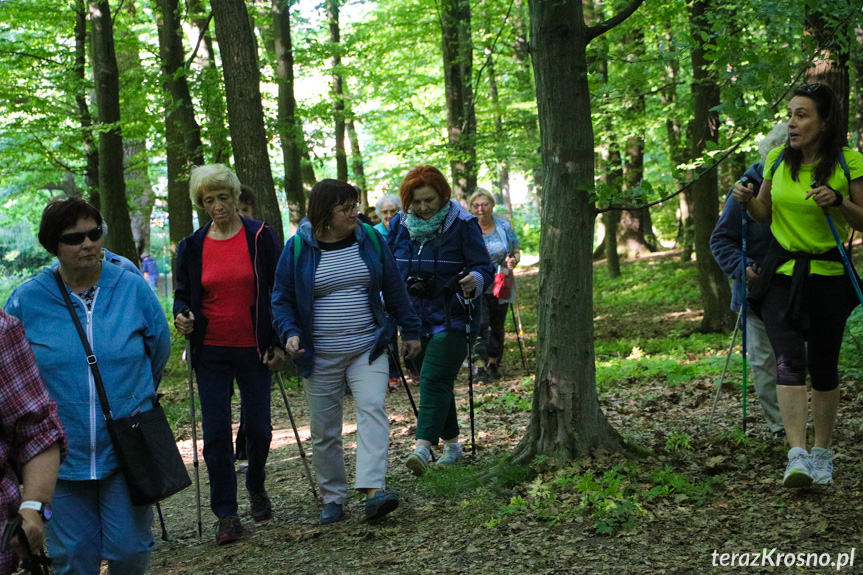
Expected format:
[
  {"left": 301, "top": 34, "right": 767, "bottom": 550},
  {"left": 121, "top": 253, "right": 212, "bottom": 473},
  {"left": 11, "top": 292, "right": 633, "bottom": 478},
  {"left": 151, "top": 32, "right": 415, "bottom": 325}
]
[
  {"left": 464, "top": 292, "right": 477, "bottom": 456},
  {"left": 267, "top": 349, "right": 320, "bottom": 502},
  {"left": 387, "top": 344, "right": 419, "bottom": 418},
  {"left": 823, "top": 213, "right": 863, "bottom": 306},
  {"left": 740, "top": 208, "right": 748, "bottom": 434},
  {"left": 707, "top": 307, "right": 742, "bottom": 430},
  {"left": 180, "top": 307, "right": 203, "bottom": 538},
  {"left": 156, "top": 503, "right": 169, "bottom": 541},
  {"left": 510, "top": 303, "right": 529, "bottom": 376},
  {"left": 511, "top": 291, "right": 530, "bottom": 375}
]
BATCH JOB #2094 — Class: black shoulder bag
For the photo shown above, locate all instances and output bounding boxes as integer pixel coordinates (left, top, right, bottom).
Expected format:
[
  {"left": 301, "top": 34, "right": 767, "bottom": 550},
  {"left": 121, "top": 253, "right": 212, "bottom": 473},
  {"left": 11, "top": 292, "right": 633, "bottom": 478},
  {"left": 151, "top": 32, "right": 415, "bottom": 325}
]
[{"left": 53, "top": 270, "right": 191, "bottom": 506}]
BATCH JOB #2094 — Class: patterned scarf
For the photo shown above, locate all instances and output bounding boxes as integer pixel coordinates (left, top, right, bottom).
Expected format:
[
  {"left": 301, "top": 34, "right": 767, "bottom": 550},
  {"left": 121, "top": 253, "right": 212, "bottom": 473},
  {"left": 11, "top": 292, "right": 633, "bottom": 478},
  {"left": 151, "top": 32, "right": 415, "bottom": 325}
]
[{"left": 405, "top": 201, "right": 451, "bottom": 246}]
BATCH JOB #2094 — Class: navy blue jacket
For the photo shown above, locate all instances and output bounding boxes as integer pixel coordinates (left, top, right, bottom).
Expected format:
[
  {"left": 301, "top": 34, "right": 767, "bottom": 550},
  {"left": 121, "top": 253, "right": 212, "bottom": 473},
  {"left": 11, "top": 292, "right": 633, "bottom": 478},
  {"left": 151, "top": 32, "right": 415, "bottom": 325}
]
[
  {"left": 386, "top": 200, "right": 494, "bottom": 337},
  {"left": 709, "top": 162, "right": 774, "bottom": 312},
  {"left": 173, "top": 216, "right": 282, "bottom": 368},
  {"left": 271, "top": 221, "right": 421, "bottom": 378}
]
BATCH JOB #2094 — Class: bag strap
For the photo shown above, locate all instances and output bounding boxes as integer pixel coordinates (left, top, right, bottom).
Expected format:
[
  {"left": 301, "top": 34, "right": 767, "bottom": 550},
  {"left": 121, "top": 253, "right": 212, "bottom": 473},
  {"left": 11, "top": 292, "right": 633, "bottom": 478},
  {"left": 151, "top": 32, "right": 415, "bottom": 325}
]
[{"left": 52, "top": 270, "right": 114, "bottom": 421}]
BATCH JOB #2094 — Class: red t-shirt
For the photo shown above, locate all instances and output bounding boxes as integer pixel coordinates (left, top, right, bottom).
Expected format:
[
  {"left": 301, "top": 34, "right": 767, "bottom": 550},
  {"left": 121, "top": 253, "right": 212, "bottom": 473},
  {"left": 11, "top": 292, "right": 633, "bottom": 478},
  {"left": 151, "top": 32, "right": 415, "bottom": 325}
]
[{"left": 201, "top": 229, "right": 257, "bottom": 347}]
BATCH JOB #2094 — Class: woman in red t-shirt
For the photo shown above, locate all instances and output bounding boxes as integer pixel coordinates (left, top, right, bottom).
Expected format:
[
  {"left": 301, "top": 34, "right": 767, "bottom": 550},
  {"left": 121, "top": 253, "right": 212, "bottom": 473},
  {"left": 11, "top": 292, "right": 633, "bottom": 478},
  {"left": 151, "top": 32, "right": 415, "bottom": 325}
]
[{"left": 173, "top": 164, "right": 285, "bottom": 545}]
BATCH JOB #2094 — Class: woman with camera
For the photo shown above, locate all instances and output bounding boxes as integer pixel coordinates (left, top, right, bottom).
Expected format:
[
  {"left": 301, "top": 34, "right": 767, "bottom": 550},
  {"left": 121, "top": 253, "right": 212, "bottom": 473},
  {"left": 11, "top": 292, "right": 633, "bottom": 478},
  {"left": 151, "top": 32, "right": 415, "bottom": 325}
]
[
  {"left": 272, "top": 179, "right": 421, "bottom": 524},
  {"left": 468, "top": 188, "right": 521, "bottom": 381},
  {"left": 387, "top": 166, "right": 494, "bottom": 474},
  {"left": 4, "top": 197, "right": 170, "bottom": 574},
  {"left": 732, "top": 83, "right": 863, "bottom": 487}
]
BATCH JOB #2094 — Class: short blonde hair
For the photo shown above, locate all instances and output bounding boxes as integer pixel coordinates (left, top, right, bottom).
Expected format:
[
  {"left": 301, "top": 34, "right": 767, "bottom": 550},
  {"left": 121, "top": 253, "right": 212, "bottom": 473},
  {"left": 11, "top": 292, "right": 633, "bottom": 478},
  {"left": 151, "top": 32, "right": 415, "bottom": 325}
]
[
  {"left": 467, "top": 188, "right": 495, "bottom": 210},
  {"left": 188, "top": 164, "right": 241, "bottom": 208}
]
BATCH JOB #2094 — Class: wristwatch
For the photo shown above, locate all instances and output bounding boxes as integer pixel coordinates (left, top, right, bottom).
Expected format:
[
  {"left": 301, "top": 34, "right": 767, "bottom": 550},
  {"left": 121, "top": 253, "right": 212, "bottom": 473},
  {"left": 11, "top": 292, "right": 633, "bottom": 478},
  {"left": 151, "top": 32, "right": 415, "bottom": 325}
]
[{"left": 19, "top": 501, "right": 53, "bottom": 522}]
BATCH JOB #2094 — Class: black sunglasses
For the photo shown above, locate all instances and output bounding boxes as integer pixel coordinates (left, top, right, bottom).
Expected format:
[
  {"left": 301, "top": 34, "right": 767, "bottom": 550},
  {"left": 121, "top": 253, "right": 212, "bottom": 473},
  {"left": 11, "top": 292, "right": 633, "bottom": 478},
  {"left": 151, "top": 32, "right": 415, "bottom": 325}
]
[
  {"left": 797, "top": 82, "right": 824, "bottom": 95},
  {"left": 59, "top": 226, "right": 104, "bottom": 246}
]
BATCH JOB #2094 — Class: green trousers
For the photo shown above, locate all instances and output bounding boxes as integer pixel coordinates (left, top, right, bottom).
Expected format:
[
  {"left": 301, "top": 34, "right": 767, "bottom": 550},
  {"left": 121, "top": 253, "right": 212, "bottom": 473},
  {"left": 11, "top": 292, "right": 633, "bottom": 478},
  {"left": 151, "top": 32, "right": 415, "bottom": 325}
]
[{"left": 409, "top": 330, "right": 469, "bottom": 443}]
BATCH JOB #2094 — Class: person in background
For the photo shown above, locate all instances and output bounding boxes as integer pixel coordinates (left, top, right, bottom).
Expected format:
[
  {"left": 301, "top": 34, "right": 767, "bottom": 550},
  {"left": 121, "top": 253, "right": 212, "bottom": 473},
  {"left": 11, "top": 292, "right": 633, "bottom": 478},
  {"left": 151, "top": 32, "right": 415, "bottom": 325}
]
[
  {"left": 173, "top": 164, "right": 285, "bottom": 544},
  {"left": 374, "top": 195, "right": 401, "bottom": 239},
  {"left": 732, "top": 83, "right": 863, "bottom": 487},
  {"left": 468, "top": 188, "right": 521, "bottom": 382},
  {"left": 272, "top": 179, "right": 421, "bottom": 524},
  {"left": 710, "top": 124, "right": 787, "bottom": 441},
  {"left": 238, "top": 185, "right": 256, "bottom": 219},
  {"left": 387, "top": 166, "right": 494, "bottom": 475},
  {"left": 364, "top": 205, "right": 381, "bottom": 226},
  {"left": 0, "top": 309, "right": 67, "bottom": 575},
  {"left": 5, "top": 197, "right": 170, "bottom": 574},
  {"left": 140, "top": 253, "right": 159, "bottom": 290}
]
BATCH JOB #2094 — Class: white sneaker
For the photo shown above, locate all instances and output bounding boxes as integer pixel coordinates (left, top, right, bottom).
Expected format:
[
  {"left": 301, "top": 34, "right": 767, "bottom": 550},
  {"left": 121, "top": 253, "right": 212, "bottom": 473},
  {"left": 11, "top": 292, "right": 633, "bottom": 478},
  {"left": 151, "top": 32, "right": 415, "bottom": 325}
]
[
  {"left": 406, "top": 446, "right": 431, "bottom": 477},
  {"left": 783, "top": 447, "right": 813, "bottom": 488},
  {"left": 809, "top": 447, "right": 833, "bottom": 485},
  {"left": 436, "top": 442, "right": 463, "bottom": 466}
]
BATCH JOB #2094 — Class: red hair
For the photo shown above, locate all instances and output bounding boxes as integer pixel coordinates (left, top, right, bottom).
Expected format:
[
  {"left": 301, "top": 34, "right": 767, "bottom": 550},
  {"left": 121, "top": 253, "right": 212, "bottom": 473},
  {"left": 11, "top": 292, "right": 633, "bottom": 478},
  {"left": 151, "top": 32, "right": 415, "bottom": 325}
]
[{"left": 399, "top": 165, "right": 452, "bottom": 209}]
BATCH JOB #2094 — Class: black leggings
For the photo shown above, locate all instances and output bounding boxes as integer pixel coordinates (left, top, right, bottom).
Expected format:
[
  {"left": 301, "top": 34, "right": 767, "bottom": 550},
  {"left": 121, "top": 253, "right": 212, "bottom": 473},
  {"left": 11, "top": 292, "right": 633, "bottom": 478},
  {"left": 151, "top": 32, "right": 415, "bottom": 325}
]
[{"left": 761, "top": 274, "right": 854, "bottom": 392}]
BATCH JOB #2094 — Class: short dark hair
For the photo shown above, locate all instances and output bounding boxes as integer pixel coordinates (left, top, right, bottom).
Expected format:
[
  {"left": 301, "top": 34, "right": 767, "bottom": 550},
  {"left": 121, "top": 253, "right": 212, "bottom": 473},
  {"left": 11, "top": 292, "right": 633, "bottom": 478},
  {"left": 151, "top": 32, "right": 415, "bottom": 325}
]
[
  {"left": 38, "top": 197, "right": 103, "bottom": 255},
  {"left": 239, "top": 184, "right": 256, "bottom": 208},
  {"left": 307, "top": 180, "right": 359, "bottom": 237}
]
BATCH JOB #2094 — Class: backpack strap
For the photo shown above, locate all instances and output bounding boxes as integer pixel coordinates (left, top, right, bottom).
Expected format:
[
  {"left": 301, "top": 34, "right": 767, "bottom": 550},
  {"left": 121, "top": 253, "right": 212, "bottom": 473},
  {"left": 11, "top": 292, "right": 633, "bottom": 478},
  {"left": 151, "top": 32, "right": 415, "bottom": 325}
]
[
  {"left": 770, "top": 150, "right": 785, "bottom": 179},
  {"left": 294, "top": 224, "right": 382, "bottom": 265},
  {"left": 770, "top": 148, "right": 851, "bottom": 186}
]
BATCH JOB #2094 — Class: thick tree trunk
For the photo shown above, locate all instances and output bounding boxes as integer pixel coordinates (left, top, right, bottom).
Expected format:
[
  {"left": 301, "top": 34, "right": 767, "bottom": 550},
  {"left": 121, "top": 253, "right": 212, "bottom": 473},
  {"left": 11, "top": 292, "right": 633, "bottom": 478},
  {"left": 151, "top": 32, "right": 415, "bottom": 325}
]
[
  {"left": 512, "top": 0, "right": 637, "bottom": 466},
  {"left": 804, "top": 7, "right": 851, "bottom": 130},
  {"left": 157, "top": 0, "right": 199, "bottom": 279},
  {"left": 440, "top": 0, "right": 476, "bottom": 199},
  {"left": 90, "top": 0, "right": 137, "bottom": 262},
  {"left": 689, "top": 0, "right": 733, "bottom": 332},
  {"left": 211, "top": 0, "right": 284, "bottom": 241},
  {"left": 273, "top": 0, "right": 307, "bottom": 228},
  {"left": 347, "top": 120, "right": 367, "bottom": 204},
  {"left": 74, "top": 0, "right": 100, "bottom": 207},
  {"left": 327, "top": 0, "right": 348, "bottom": 182}
]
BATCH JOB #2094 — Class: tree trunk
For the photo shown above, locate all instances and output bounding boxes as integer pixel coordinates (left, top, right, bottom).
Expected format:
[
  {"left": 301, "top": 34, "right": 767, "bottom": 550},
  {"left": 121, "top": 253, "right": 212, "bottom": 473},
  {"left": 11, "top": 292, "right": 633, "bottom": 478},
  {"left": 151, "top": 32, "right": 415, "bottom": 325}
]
[
  {"left": 157, "top": 0, "right": 199, "bottom": 279},
  {"left": 327, "top": 0, "right": 348, "bottom": 182},
  {"left": 90, "top": 0, "right": 137, "bottom": 262},
  {"left": 485, "top": 43, "right": 512, "bottom": 216},
  {"left": 856, "top": 27, "right": 863, "bottom": 151},
  {"left": 273, "top": 0, "right": 307, "bottom": 229},
  {"left": 689, "top": 0, "right": 733, "bottom": 332},
  {"left": 440, "top": 0, "right": 476, "bottom": 199},
  {"left": 347, "top": 120, "right": 367, "bottom": 204},
  {"left": 512, "top": 0, "right": 642, "bottom": 466},
  {"left": 511, "top": 0, "right": 541, "bottom": 212},
  {"left": 74, "top": 0, "right": 100, "bottom": 207},
  {"left": 596, "top": 17, "right": 621, "bottom": 279},
  {"left": 804, "top": 7, "right": 851, "bottom": 130},
  {"left": 211, "top": 0, "right": 284, "bottom": 241}
]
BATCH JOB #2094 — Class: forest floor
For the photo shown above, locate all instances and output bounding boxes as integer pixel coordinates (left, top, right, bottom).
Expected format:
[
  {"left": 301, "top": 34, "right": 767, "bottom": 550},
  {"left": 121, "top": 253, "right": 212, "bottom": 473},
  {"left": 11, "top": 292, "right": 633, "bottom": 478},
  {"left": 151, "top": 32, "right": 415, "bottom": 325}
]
[{"left": 145, "top": 255, "right": 863, "bottom": 575}]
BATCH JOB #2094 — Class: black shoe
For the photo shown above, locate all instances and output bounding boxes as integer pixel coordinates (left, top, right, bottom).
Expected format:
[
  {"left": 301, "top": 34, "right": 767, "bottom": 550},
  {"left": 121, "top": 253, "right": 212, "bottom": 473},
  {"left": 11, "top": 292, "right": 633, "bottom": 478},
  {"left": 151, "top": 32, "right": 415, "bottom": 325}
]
[
  {"left": 474, "top": 367, "right": 489, "bottom": 383},
  {"left": 215, "top": 515, "right": 243, "bottom": 545},
  {"left": 365, "top": 490, "right": 399, "bottom": 521},
  {"left": 488, "top": 364, "right": 500, "bottom": 380},
  {"left": 249, "top": 490, "right": 272, "bottom": 522},
  {"left": 320, "top": 502, "right": 344, "bottom": 525}
]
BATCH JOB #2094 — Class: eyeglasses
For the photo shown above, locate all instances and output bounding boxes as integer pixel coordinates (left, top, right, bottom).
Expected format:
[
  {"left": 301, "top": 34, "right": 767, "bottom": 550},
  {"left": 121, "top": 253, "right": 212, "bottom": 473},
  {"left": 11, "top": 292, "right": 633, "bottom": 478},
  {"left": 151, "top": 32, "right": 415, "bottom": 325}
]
[
  {"left": 59, "top": 226, "right": 104, "bottom": 246},
  {"left": 333, "top": 202, "right": 360, "bottom": 216},
  {"left": 797, "top": 83, "right": 824, "bottom": 96},
  {"left": 471, "top": 202, "right": 491, "bottom": 210}
]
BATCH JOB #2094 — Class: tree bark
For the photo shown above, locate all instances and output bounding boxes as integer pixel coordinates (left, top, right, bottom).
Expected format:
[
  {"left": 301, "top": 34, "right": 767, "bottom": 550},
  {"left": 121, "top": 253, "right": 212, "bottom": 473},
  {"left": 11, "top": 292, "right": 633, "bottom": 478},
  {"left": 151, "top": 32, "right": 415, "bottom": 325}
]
[
  {"left": 804, "top": 6, "right": 851, "bottom": 130},
  {"left": 347, "top": 120, "right": 367, "bottom": 204},
  {"left": 211, "top": 0, "right": 284, "bottom": 241},
  {"left": 440, "top": 0, "right": 477, "bottom": 199},
  {"left": 89, "top": 0, "right": 137, "bottom": 262},
  {"left": 856, "top": 27, "right": 863, "bottom": 151},
  {"left": 327, "top": 0, "right": 348, "bottom": 182},
  {"left": 511, "top": 0, "right": 642, "bottom": 466},
  {"left": 74, "top": 0, "right": 100, "bottom": 207},
  {"left": 273, "top": 0, "right": 307, "bottom": 229},
  {"left": 689, "top": 0, "right": 733, "bottom": 332}
]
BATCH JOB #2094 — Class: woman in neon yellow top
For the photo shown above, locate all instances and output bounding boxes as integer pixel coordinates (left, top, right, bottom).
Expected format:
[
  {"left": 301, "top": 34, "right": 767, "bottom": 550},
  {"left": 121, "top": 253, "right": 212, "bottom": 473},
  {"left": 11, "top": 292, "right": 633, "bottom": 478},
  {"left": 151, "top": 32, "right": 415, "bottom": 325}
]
[{"left": 732, "top": 83, "right": 863, "bottom": 489}]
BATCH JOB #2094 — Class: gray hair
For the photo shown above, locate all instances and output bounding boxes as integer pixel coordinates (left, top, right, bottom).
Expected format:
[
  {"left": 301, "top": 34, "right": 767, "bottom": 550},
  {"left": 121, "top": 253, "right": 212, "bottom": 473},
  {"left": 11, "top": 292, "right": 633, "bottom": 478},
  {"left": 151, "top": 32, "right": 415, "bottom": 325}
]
[
  {"left": 188, "top": 164, "right": 242, "bottom": 208},
  {"left": 375, "top": 194, "right": 401, "bottom": 215},
  {"left": 758, "top": 122, "right": 788, "bottom": 164}
]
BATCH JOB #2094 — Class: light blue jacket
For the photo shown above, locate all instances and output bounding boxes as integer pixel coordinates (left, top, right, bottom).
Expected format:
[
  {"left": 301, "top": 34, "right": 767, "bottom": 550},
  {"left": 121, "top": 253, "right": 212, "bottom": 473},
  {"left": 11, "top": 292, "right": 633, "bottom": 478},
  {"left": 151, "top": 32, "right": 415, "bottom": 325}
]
[{"left": 4, "top": 263, "right": 171, "bottom": 480}]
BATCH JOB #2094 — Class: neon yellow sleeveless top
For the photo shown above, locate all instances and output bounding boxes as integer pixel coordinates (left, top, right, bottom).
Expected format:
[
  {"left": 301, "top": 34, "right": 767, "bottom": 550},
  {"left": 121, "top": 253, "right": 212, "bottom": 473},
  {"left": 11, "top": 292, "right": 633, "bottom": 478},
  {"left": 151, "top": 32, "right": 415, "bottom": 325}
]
[{"left": 763, "top": 146, "right": 863, "bottom": 276}]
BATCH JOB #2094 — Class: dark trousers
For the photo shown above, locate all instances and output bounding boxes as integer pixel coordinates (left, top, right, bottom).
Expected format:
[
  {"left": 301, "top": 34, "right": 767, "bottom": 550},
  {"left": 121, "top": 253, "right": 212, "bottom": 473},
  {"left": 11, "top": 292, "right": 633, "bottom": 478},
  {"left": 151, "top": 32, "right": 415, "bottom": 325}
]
[
  {"left": 478, "top": 294, "right": 509, "bottom": 364},
  {"left": 409, "top": 331, "right": 468, "bottom": 443},
  {"left": 761, "top": 274, "right": 853, "bottom": 392},
  {"left": 197, "top": 345, "right": 272, "bottom": 518}
]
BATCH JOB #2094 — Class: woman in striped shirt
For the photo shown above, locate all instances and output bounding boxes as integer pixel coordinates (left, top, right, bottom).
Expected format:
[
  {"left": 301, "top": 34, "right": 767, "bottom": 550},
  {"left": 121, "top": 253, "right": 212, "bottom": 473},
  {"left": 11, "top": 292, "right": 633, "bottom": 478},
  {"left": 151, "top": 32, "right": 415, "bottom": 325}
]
[{"left": 272, "top": 180, "right": 421, "bottom": 525}]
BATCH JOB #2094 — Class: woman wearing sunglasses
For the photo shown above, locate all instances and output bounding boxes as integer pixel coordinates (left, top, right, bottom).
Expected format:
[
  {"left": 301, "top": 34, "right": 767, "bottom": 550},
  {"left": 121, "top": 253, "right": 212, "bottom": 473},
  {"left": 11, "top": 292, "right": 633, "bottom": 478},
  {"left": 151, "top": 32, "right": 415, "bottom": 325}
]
[
  {"left": 173, "top": 164, "right": 285, "bottom": 544},
  {"left": 4, "top": 197, "right": 171, "bottom": 574},
  {"left": 732, "top": 83, "right": 863, "bottom": 488}
]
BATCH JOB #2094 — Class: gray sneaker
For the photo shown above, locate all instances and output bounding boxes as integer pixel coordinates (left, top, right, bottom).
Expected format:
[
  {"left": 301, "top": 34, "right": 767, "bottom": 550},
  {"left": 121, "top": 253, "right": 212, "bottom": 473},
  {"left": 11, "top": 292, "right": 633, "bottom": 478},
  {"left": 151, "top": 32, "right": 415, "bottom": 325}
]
[
  {"left": 406, "top": 446, "right": 431, "bottom": 477},
  {"left": 809, "top": 447, "right": 833, "bottom": 485},
  {"left": 436, "top": 442, "right": 463, "bottom": 466},
  {"left": 783, "top": 447, "right": 813, "bottom": 488}
]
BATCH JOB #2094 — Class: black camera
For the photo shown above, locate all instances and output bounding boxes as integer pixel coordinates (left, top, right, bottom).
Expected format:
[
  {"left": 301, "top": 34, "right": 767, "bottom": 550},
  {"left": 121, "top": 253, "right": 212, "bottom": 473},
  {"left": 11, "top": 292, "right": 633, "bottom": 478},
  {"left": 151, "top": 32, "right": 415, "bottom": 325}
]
[{"left": 406, "top": 274, "right": 434, "bottom": 298}]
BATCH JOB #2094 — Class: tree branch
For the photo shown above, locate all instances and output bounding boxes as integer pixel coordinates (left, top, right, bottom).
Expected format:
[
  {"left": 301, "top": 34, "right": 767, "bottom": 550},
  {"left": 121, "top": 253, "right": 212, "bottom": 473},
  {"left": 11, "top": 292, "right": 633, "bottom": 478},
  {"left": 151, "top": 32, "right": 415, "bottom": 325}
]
[
  {"left": 185, "top": 12, "right": 214, "bottom": 68},
  {"left": 587, "top": 0, "right": 645, "bottom": 42}
]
